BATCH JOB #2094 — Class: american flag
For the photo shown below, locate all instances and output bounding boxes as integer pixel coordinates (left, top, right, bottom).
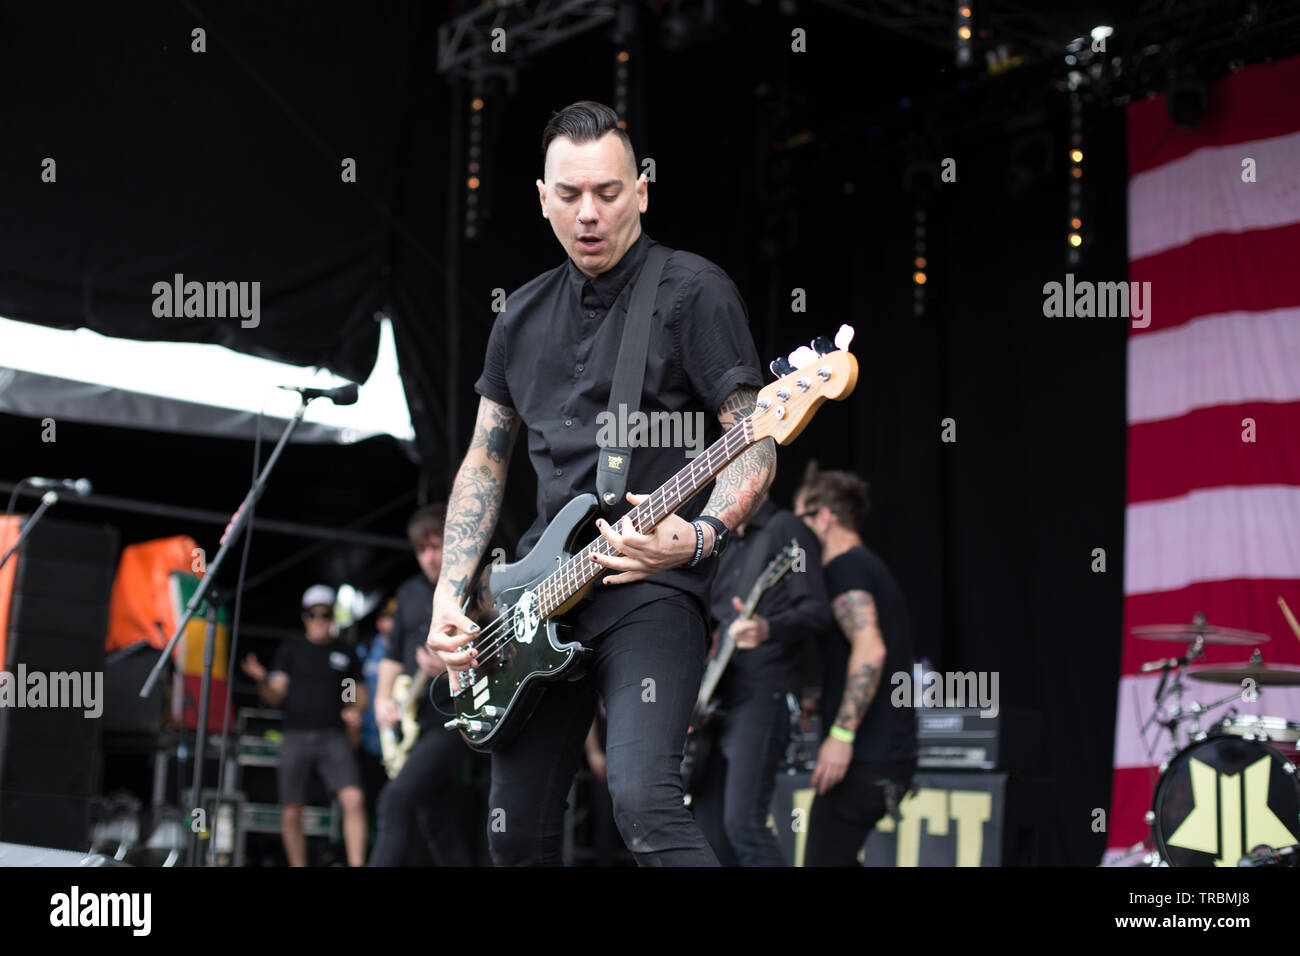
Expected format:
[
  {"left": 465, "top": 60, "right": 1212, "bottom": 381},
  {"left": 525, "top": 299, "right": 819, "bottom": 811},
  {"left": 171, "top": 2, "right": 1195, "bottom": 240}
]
[{"left": 1108, "top": 55, "right": 1300, "bottom": 862}]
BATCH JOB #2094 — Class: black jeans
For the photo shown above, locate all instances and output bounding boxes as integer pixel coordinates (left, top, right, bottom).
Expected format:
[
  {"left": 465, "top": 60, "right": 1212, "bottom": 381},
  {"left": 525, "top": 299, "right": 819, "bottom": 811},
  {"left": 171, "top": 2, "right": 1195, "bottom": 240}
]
[
  {"left": 368, "top": 722, "right": 474, "bottom": 866},
  {"left": 692, "top": 686, "right": 790, "bottom": 866},
  {"left": 488, "top": 593, "right": 718, "bottom": 866},
  {"left": 805, "top": 761, "right": 914, "bottom": 866}
]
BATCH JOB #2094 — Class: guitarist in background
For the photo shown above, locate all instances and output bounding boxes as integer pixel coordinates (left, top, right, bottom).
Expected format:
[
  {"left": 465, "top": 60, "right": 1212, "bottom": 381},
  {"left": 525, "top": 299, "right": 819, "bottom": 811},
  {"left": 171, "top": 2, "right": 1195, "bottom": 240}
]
[
  {"left": 426, "top": 100, "right": 776, "bottom": 866},
  {"left": 692, "top": 491, "right": 829, "bottom": 865},
  {"left": 793, "top": 463, "right": 918, "bottom": 866},
  {"left": 369, "top": 505, "right": 477, "bottom": 866}
]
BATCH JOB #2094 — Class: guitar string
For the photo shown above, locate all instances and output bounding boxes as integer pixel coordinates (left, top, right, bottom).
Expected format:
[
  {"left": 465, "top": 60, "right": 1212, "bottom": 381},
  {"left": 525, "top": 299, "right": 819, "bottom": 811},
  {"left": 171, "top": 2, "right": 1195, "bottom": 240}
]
[
  {"left": 467, "top": 416, "right": 760, "bottom": 669},
  {"left": 464, "top": 423, "right": 750, "bottom": 664},
  {"left": 465, "top": 415, "right": 760, "bottom": 671},
  {"left": 466, "top": 419, "right": 754, "bottom": 666}
]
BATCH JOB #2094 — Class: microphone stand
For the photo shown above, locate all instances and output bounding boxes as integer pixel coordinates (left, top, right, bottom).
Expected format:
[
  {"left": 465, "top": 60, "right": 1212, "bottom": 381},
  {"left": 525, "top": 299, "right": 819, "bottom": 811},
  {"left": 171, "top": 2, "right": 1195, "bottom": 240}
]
[
  {"left": 139, "top": 393, "right": 315, "bottom": 863},
  {"left": 0, "top": 490, "right": 59, "bottom": 573}
]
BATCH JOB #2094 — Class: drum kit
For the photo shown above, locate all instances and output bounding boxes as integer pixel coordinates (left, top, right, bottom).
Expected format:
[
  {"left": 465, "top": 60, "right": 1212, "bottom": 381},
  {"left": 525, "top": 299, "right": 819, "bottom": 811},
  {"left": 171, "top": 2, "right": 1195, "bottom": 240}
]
[{"left": 1120, "top": 607, "right": 1300, "bottom": 867}]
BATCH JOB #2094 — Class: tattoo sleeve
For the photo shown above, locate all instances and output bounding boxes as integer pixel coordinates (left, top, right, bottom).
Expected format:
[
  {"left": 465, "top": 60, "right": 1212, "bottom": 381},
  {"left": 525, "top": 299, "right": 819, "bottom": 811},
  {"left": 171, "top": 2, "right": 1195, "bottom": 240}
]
[
  {"left": 439, "top": 399, "right": 520, "bottom": 599},
  {"left": 703, "top": 387, "right": 776, "bottom": 529},
  {"left": 831, "top": 590, "right": 885, "bottom": 733}
]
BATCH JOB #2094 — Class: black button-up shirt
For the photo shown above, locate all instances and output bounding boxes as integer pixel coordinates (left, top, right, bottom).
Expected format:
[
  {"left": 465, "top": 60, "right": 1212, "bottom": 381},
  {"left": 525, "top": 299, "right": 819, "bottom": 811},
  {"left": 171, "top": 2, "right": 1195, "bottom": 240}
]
[
  {"left": 474, "top": 231, "right": 764, "bottom": 636},
  {"left": 707, "top": 500, "right": 831, "bottom": 695}
]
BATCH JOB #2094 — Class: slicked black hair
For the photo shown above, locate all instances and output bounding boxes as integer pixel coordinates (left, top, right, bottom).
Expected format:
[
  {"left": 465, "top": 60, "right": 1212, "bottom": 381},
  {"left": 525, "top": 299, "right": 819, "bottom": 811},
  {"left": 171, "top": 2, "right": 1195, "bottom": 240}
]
[{"left": 540, "top": 100, "right": 636, "bottom": 177}]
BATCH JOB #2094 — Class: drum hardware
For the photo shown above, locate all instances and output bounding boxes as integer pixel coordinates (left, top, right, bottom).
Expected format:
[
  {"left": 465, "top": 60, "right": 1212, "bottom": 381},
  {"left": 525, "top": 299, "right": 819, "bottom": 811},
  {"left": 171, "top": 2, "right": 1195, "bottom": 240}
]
[
  {"left": 1187, "top": 651, "right": 1300, "bottom": 687},
  {"left": 1120, "top": 616, "right": 1284, "bottom": 865},
  {"left": 1132, "top": 615, "right": 1271, "bottom": 646},
  {"left": 1239, "top": 844, "right": 1300, "bottom": 867},
  {"left": 1151, "top": 734, "right": 1300, "bottom": 867},
  {"left": 1215, "top": 714, "right": 1300, "bottom": 743}
]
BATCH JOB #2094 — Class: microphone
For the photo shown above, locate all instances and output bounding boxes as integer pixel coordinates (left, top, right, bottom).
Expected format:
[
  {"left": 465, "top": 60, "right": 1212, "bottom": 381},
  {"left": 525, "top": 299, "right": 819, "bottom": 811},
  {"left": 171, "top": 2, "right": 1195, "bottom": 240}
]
[
  {"left": 27, "top": 477, "right": 92, "bottom": 496},
  {"left": 277, "top": 383, "right": 360, "bottom": 406}
]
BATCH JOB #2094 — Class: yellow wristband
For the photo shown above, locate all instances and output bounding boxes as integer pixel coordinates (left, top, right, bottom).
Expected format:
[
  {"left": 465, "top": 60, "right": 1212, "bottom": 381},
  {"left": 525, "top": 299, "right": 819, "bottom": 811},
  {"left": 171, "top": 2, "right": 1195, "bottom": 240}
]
[{"left": 829, "top": 725, "right": 855, "bottom": 744}]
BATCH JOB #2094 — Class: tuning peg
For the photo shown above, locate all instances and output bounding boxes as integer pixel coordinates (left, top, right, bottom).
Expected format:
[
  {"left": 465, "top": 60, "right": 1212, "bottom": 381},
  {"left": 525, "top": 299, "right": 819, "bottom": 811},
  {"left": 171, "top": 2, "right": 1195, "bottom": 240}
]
[
  {"left": 770, "top": 356, "right": 795, "bottom": 377},
  {"left": 788, "top": 346, "right": 818, "bottom": 370},
  {"left": 834, "top": 324, "right": 855, "bottom": 351},
  {"left": 811, "top": 336, "right": 835, "bottom": 356}
]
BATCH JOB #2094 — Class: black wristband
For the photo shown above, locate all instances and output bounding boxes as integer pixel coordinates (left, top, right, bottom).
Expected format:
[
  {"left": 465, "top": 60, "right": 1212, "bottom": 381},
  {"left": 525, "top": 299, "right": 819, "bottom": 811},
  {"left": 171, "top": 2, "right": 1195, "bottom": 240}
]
[{"left": 695, "top": 515, "right": 728, "bottom": 558}]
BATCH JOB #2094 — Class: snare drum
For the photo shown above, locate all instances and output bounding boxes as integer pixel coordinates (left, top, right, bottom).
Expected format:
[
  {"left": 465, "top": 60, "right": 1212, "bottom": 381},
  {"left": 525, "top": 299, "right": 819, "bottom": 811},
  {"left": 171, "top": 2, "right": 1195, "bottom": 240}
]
[
  {"left": 1152, "top": 735, "right": 1300, "bottom": 866},
  {"left": 1216, "top": 714, "right": 1300, "bottom": 744}
]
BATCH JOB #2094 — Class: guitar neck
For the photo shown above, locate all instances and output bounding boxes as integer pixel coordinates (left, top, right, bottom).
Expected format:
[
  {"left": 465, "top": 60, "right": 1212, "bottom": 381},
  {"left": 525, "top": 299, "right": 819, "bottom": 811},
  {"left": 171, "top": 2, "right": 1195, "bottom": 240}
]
[
  {"left": 535, "top": 419, "right": 755, "bottom": 618},
  {"left": 695, "top": 571, "right": 767, "bottom": 709}
]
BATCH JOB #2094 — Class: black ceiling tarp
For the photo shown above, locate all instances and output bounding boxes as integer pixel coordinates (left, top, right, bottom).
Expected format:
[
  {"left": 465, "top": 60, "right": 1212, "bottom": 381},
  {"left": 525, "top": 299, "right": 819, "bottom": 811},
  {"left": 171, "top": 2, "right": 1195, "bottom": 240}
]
[{"left": 0, "top": 1, "right": 433, "bottom": 383}]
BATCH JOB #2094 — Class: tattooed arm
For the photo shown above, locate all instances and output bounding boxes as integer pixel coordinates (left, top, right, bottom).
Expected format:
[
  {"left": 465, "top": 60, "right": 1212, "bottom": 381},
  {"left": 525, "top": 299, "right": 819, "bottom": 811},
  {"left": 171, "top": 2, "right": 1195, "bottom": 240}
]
[
  {"left": 811, "top": 589, "right": 887, "bottom": 795},
  {"left": 591, "top": 385, "right": 776, "bottom": 582},
  {"left": 829, "top": 590, "right": 887, "bottom": 734},
  {"left": 700, "top": 386, "right": 777, "bottom": 543},
  {"left": 426, "top": 397, "right": 520, "bottom": 681}
]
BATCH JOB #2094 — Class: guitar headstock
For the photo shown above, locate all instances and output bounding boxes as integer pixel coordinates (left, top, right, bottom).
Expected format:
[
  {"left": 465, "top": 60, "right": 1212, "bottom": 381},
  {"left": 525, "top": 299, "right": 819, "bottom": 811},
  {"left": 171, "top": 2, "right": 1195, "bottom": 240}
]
[{"left": 752, "top": 325, "right": 858, "bottom": 446}]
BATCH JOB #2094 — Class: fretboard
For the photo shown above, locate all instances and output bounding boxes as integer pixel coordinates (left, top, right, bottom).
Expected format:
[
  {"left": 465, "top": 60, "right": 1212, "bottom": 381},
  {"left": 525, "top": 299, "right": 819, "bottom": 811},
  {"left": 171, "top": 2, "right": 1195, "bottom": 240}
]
[{"left": 535, "top": 419, "right": 755, "bottom": 617}]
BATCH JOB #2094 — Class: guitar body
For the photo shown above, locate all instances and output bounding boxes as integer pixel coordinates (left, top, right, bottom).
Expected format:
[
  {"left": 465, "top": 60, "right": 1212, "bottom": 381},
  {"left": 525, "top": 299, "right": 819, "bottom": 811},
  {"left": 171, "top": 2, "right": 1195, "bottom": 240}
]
[
  {"left": 680, "top": 702, "right": 721, "bottom": 795},
  {"left": 450, "top": 494, "right": 598, "bottom": 751},
  {"left": 380, "top": 672, "right": 426, "bottom": 779}
]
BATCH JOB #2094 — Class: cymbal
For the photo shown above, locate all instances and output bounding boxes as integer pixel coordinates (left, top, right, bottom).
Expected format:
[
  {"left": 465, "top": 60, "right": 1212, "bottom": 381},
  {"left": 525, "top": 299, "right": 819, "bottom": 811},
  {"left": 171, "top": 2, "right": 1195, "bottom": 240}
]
[
  {"left": 1132, "top": 623, "right": 1269, "bottom": 646},
  {"left": 1188, "top": 664, "right": 1300, "bottom": 686}
]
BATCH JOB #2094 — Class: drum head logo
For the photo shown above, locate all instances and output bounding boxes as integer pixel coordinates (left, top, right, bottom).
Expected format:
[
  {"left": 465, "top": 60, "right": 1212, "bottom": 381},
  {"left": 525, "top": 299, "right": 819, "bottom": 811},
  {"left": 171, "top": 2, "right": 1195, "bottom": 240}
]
[{"left": 1164, "top": 751, "right": 1297, "bottom": 866}]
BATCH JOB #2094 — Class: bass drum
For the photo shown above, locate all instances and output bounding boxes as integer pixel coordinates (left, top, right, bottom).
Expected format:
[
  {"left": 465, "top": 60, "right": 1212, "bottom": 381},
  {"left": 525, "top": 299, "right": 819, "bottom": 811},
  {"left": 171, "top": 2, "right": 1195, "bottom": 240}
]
[{"left": 1153, "top": 735, "right": 1300, "bottom": 866}]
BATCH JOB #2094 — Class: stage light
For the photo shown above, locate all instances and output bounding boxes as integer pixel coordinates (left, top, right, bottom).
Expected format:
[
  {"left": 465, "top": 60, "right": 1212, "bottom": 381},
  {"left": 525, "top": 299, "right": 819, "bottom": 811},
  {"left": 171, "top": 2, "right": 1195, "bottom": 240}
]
[
  {"left": 471, "top": 97, "right": 484, "bottom": 111},
  {"left": 1090, "top": 26, "right": 1113, "bottom": 43},
  {"left": 913, "top": 271, "right": 927, "bottom": 285},
  {"left": 1070, "top": 149, "right": 1083, "bottom": 163},
  {"left": 1071, "top": 217, "right": 1081, "bottom": 229},
  {"left": 617, "top": 50, "right": 630, "bottom": 62},
  {"left": 954, "top": 0, "right": 973, "bottom": 68},
  {"left": 1071, "top": 167, "right": 1082, "bottom": 178},
  {"left": 467, "top": 177, "right": 480, "bottom": 189},
  {"left": 915, "top": 256, "right": 927, "bottom": 268},
  {"left": 1068, "top": 233, "right": 1082, "bottom": 247}
]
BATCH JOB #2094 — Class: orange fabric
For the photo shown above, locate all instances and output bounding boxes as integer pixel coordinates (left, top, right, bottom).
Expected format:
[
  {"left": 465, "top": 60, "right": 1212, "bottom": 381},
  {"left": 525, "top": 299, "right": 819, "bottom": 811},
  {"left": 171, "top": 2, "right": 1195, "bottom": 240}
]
[
  {"left": 0, "top": 516, "right": 21, "bottom": 669},
  {"left": 105, "top": 535, "right": 202, "bottom": 655}
]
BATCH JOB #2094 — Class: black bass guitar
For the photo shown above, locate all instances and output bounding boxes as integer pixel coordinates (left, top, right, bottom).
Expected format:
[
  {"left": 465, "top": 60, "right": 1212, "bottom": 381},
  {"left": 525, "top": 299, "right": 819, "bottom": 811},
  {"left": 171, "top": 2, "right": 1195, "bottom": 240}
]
[
  {"left": 443, "top": 329, "right": 859, "bottom": 751},
  {"left": 680, "top": 538, "right": 802, "bottom": 795}
]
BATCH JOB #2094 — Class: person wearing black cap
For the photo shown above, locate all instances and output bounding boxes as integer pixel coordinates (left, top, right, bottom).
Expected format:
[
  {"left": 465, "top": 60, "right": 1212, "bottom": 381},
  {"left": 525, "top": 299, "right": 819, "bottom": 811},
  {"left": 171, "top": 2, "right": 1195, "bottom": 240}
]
[{"left": 240, "top": 584, "right": 368, "bottom": 866}]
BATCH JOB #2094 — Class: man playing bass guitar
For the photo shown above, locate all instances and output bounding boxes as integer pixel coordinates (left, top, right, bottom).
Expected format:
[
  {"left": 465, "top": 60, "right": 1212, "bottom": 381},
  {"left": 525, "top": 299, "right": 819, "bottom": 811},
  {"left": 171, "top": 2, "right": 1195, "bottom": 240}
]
[{"left": 425, "top": 100, "right": 775, "bottom": 866}]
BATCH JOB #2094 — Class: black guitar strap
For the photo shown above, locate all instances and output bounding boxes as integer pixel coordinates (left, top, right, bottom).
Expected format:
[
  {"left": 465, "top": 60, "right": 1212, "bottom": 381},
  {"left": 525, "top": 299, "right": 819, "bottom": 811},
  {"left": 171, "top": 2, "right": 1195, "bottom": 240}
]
[{"left": 595, "top": 242, "right": 672, "bottom": 513}]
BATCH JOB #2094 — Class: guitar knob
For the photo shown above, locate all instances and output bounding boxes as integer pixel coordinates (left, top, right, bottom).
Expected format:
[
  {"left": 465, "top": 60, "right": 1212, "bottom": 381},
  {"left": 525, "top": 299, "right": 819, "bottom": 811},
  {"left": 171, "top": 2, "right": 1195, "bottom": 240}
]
[
  {"left": 788, "top": 346, "right": 818, "bottom": 369},
  {"left": 770, "top": 356, "right": 795, "bottom": 377},
  {"left": 811, "top": 336, "right": 835, "bottom": 356}
]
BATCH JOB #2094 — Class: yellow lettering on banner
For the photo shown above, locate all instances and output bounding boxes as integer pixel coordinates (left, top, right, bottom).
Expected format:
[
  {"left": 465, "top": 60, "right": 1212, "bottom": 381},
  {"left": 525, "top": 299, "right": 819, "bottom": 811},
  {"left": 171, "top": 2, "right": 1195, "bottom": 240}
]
[
  {"left": 949, "top": 790, "right": 992, "bottom": 866},
  {"left": 894, "top": 788, "right": 947, "bottom": 866}
]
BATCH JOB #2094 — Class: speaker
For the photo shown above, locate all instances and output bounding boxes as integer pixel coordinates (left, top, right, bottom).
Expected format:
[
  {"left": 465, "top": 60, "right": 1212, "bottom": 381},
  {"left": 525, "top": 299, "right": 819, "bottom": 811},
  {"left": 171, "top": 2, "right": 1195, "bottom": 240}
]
[{"left": 0, "top": 517, "right": 118, "bottom": 849}]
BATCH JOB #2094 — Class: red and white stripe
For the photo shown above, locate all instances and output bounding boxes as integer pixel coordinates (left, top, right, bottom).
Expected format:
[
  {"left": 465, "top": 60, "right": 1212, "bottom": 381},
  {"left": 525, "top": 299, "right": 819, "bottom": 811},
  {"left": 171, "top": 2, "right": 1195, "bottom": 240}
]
[{"left": 1109, "top": 55, "right": 1300, "bottom": 859}]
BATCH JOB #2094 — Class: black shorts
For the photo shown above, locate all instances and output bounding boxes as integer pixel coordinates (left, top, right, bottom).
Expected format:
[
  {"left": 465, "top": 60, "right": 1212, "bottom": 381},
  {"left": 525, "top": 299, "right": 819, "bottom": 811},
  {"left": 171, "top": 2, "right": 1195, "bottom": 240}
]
[{"left": 277, "top": 729, "right": 362, "bottom": 804}]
